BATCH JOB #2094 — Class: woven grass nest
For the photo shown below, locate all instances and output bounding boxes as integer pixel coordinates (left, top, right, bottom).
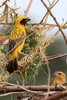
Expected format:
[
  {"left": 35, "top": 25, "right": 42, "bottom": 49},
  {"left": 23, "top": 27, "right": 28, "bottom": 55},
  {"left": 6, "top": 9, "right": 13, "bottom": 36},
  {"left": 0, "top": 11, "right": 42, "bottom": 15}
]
[{"left": 0, "top": 24, "right": 47, "bottom": 82}]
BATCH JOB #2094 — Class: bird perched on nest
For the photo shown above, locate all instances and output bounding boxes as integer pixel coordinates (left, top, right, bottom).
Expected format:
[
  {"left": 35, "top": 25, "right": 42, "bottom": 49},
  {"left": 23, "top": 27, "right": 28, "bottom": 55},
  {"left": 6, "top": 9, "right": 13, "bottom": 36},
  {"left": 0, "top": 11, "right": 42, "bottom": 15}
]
[
  {"left": 7, "top": 16, "right": 31, "bottom": 73},
  {"left": 50, "top": 71, "right": 66, "bottom": 86}
]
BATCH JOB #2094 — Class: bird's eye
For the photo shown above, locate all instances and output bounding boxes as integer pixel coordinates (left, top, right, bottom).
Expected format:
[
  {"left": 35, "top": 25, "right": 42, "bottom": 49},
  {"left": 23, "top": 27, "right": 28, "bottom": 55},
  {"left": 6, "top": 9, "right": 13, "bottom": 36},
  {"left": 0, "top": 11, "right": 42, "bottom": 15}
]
[{"left": 58, "top": 73, "right": 62, "bottom": 75}]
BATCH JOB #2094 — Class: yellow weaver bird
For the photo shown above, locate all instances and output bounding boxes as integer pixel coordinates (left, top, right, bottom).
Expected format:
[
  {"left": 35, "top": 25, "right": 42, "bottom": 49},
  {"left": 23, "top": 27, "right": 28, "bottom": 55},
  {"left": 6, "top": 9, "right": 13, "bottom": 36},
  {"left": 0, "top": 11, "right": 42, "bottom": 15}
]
[
  {"left": 7, "top": 16, "right": 31, "bottom": 73},
  {"left": 50, "top": 71, "right": 66, "bottom": 86}
]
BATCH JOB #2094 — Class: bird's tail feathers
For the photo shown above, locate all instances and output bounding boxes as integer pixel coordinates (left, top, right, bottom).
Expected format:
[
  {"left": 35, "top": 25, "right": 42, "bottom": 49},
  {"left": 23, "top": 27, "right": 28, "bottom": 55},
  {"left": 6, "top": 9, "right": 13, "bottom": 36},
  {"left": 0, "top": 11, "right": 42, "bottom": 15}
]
[
  {"left": 7, "top": 58, "right": 18, "bottom": 73},
  {"left": 14, "top": 58, "right": 18, "bottom": 70}
]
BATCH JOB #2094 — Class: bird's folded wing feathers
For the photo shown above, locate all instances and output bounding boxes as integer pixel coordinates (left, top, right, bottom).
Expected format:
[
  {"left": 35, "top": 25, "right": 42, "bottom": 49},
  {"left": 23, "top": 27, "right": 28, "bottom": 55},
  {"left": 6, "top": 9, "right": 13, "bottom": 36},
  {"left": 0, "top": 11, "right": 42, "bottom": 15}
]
[
  {"left": 8, "top": 32, "right": 25, "bottom": 54},
  {"left": 50, "top": 79, "right": 54, "bottom": 85}
]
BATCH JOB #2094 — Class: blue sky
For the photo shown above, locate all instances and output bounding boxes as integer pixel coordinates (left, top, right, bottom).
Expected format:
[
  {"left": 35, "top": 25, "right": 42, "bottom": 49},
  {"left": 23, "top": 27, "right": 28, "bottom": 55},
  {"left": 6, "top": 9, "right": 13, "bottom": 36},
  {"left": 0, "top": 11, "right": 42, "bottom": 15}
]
[{"left": 0, "top": 0, "right": 67, "bottom": 24}]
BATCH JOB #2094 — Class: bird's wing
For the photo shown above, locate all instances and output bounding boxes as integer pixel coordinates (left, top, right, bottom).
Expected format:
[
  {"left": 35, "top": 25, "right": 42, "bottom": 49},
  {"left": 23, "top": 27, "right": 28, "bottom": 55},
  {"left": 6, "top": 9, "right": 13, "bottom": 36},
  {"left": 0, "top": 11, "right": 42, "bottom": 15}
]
[
  {"left": 8, "top": 32, "right": 25, "bottom": 54},
  {"left": 50, "top": 79, "right": 54, "bottom": 86}
]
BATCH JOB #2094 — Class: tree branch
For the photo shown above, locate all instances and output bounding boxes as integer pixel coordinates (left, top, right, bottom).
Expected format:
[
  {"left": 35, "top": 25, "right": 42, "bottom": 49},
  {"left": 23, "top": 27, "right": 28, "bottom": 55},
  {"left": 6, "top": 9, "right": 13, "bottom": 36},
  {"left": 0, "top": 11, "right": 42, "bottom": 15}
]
[
  {"left": 45, "top": 90, "right": 67, "bottom": 100},
  {"left": 39, "top": 0, "right": 59, "bottom": 24},
  {"left": 0, "top": 84, "right": 66, "bottom": 93},
  {"left": 24, "top": 0, "right": 33, "bottom": 16},
  {"left": 42, "top": 53, "right": 67, "bottom": 62},
  {"left": 41, "top": 0, "right": 67, "bottom": 44}
]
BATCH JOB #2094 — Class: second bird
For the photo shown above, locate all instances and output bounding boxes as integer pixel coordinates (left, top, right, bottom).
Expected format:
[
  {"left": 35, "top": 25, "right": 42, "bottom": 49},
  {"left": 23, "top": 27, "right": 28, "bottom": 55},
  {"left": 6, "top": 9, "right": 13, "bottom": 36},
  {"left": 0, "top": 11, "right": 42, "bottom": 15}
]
[
  {"left": 7, "top": 16, "right": 31, "bottom": 73},
  {"left": 50, "top": 71, "right": 66, "bottom": 86}
]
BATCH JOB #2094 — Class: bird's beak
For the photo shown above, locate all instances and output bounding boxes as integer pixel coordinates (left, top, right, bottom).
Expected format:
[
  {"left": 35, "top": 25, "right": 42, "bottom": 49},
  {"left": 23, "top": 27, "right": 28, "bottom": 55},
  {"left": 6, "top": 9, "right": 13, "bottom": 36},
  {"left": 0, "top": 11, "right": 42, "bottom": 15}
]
[
  {"left": 25, "top": 18, "right": 31, "bottom": 22},
  {"left": 54, "top": 71, "right": 58, "bottom": 76}
]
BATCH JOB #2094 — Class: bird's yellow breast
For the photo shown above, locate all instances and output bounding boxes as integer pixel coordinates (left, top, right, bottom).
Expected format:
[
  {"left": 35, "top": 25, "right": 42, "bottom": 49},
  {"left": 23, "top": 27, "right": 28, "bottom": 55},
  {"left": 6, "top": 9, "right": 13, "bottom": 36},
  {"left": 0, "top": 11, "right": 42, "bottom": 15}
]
[
  {"left": 10, "top": 26, "right": 26, "bottom": 40},
  {"left": 51, "top": 76, "right": 66, "bottom": 86},
  {"left": 9, "top": 40, "right": 25, "bottom": 60},
  {"left": 9, "top": 26, "right": 26, "bottom": 60}
]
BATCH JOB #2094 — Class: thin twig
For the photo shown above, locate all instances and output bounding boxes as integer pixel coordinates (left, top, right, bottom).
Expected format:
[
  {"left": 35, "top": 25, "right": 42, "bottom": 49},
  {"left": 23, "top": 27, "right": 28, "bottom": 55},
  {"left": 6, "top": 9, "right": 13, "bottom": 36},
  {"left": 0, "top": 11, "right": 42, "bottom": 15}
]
[
  {"left": 14, "top": 0, "right": 17, "bottom": 9},
  {"left": 0, "top": 23, "right": 67, "bottom": 29},
  {"left": 0, "top": 7, "right": 20, "bottom": 23},
  {"left": 39, "top": 0, "right": 59, "bottom": 24},
  {"left": 25, "top": 0, "right": 33, "bottom": 16},
  {"left": 0, "top": 92, "right": 24, "bottom": 97},
  {"left": 20, "top": 71, "right": 25, "bottom": 86},
  {"left": 46, "top": 21, "right": 67, "bottom": 46},
  {"left": 44, "top": 55, "right": 50, "bottom": 99},
  {"left": 1, "top": 23, "right": 7, "bottom": 33},
  {"left": 42, "top": 53, "right": 67, "bottom": 62},
  {"left": 47, "top": 0, "right": 51, "bottom": 5},
  {"left": 41, "top": 0, "right": 67, "bottom": 44},
  {"left": 0, "top": 0, "right": 10, "bottom": 7},
  {"left": 0, "top": 36, "right": 9, "bottom": 44},
  {"left": 40, "top": 0, "right": 55, "bottom": 33}
]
